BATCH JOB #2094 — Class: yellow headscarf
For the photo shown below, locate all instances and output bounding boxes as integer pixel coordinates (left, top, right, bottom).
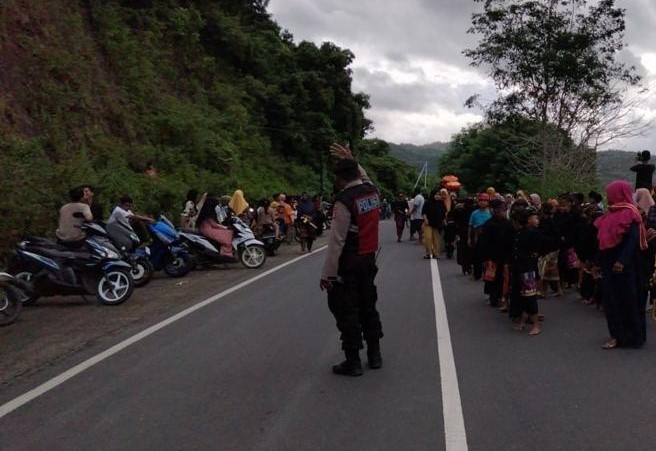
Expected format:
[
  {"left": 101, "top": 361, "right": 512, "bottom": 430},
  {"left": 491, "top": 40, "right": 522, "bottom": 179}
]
[{"left": 229, "top": 189, "right": 249, "bottom": 216}]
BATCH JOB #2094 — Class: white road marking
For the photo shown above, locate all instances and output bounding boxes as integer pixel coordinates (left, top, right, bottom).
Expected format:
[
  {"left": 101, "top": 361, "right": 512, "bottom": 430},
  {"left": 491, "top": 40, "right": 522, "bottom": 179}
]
[
  {"left": 0, "top": 246, "right": 327, "bottom": 419},
  {"left": 431, "top": 259, "right": 469, "bottom": 451}
]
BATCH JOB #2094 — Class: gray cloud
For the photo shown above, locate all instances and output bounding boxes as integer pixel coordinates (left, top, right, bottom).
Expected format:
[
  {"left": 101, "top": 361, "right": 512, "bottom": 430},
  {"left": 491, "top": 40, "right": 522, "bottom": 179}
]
[{"left": 269, "top": 0, "right": 656, "bottom": 147}]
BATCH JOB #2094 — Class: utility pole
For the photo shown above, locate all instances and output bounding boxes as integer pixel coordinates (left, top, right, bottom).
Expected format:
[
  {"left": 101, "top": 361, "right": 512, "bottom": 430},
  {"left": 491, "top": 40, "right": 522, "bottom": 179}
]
[{"left": 413, "top": 162, "right": 428, "bottom": 190}]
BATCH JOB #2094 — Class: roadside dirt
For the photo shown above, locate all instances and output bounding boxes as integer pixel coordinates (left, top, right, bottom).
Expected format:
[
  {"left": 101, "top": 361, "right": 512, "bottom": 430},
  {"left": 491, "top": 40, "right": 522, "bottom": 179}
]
[{"left": 0, "top": 237, "right": 326, "bottom": 391}]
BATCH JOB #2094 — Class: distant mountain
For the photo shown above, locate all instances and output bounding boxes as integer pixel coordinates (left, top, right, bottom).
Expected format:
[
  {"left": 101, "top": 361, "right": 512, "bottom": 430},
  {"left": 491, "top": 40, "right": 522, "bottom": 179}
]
[
  {"left": 390, "top": 145, "right": 641, "bottom": 189},
  {"left": 596, "top": 150, "right": 640, "bottom": 188},
  {"left": 388, "top": 142, "right": 449, "bottom": 174}
]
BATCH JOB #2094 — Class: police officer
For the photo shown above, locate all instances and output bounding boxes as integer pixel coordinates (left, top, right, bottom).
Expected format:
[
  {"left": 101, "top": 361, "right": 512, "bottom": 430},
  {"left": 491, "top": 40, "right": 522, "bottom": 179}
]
[{"left": 320, "top": 143, "right": 383, "bottom": 377}]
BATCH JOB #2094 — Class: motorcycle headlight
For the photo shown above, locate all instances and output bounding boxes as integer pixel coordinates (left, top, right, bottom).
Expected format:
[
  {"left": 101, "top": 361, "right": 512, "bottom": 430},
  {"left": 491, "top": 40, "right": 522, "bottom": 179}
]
[{"left": 104, "top": 248, "right": 121, "bottom": 260}]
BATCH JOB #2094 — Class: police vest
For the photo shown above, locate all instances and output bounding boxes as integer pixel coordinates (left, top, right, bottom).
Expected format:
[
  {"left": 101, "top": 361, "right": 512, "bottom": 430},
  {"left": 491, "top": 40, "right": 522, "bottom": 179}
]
[{"left": 335, "top": 183, "right": 380, "bottom": 256}]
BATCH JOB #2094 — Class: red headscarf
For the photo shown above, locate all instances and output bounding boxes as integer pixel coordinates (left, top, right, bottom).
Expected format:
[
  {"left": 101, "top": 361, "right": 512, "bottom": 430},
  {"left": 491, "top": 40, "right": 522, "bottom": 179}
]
[{"left": 595, "top": 180, "right": 648, "bottom": 251}]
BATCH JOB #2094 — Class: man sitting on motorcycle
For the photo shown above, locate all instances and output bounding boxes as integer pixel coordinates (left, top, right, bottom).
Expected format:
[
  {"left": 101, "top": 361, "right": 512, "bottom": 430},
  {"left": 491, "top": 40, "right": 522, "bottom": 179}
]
[
  {"left": 197, "top": 197, "right": 234, "bottom": 257},
  {"left": 56, "top": 186, "right": 94, "bottom": 247},
  {"left": 108, "top": 195, "right": 154, "bottom": 227}
]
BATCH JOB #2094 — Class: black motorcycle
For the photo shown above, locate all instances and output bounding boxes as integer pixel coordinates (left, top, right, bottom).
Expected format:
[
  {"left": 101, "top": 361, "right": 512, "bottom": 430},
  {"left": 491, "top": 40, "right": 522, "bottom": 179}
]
[
  {"left": 0, "top": 273, "right": 25, "bottom": 326},
  {"left": 105, "top": 220, "right": 153, "bottom": 287},
  {"left": 9, "top": 222, "right": 135, "bottom": 306}
]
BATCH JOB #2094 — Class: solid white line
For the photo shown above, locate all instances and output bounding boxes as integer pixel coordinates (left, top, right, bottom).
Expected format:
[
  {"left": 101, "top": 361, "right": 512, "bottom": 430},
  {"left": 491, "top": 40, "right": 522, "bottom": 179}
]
[
  {"left": 0, "top": 246, "right": 328, "bottom": 419},
  {"left": 430, "top": 259, "right": 469, "bottom": 451}
]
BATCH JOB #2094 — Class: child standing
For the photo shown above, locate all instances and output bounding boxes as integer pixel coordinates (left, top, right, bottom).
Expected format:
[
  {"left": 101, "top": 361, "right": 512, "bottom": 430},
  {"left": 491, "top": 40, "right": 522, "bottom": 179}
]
[{"left": 509, "top": 208, "right": 556, "bottom": 335}]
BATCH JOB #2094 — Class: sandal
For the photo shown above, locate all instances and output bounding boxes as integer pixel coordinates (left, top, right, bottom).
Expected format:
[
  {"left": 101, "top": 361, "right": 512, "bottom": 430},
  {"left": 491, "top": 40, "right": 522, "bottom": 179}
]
[
  {"left": 423, "top": 255, "right": 432, "bottom": 259},
  {"left": 601, "top": 339, "right": 618, "bottom": 350}
]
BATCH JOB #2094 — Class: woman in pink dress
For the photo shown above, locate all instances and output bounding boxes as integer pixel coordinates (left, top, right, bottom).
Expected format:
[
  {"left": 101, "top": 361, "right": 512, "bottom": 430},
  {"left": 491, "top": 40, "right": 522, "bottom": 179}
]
[{"left": 197, "top": 197, "right": 234, "bottom": 257}]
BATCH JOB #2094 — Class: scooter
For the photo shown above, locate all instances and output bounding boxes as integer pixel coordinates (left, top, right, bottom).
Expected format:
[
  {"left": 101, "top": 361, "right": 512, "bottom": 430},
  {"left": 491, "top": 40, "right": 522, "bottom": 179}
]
[
  {"left": 134, "top": 215, "right": 193, "bottom": 277},
  {"left": 179, "top": 216, "right": 267, "bottom": 269},
  {"left": 105, "top": 220, "right": 153, "bottom": 287},
  {"left": 9, "top": 223, "right": 135, "bottom": 306},
  {"left": 0, "top": 273, "right": 25, "bottom": 326}
]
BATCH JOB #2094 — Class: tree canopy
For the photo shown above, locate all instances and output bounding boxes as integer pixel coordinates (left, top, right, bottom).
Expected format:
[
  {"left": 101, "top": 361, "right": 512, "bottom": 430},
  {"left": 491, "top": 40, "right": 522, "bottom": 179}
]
[{"left": 463, "top": 0, "right": 641, "bottom": 190}]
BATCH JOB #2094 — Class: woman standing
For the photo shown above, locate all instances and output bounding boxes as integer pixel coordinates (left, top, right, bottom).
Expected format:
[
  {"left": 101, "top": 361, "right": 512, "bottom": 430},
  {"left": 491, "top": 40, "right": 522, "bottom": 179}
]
[
  {"left": 595, "top": 180, "right": 648, "bottom": 349},
  {"left": 421, "top": 188, "right": 447, "bottom": 259},
  {"left": 296, "top": 193, "right": 318, "bottom": 253}
]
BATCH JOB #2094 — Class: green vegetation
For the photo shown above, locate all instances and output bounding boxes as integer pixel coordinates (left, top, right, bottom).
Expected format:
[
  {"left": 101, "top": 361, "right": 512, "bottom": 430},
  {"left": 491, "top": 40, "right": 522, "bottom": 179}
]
[{"left": 0, "top": 0, "right": 415, "bottom": 252}]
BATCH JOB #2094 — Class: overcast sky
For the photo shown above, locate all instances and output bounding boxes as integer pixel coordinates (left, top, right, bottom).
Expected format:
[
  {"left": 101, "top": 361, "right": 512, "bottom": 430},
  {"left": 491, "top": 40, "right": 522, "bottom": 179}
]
[{"left": 268, "top": 0, "right": 656, "bottom": 150}]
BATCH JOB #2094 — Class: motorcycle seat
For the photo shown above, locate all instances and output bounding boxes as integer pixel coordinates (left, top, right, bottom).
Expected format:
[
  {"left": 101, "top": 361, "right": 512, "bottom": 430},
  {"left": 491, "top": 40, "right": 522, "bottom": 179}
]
[{"left": 28, "top": 245, "right": 94, "bottom": 261}]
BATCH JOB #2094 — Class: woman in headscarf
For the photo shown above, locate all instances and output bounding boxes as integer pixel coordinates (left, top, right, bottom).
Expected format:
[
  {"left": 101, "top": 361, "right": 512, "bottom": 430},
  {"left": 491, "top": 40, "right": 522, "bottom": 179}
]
[
  {"left": 197, "top": 197, "right": 234, "bottom": 257},
  {"left": 529, "top": 193, "right": 541, "bottom": 208},
  {"left": 595, "top": 180, "right": 648, "bottom": 349},
  {"left": 440, "top": 188, "right": 452, "bottom": 213},
  {"left": 635, "top": 188, "right": 654, "bottom": 216},
  {"left": 229, "top": 189, "right": 249, "bottom": 218}
]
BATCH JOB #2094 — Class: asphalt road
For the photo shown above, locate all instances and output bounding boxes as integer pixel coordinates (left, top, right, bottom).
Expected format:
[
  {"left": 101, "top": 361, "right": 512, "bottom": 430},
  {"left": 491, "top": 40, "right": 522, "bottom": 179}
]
[{"left": 1, "top": 220, "right": 656, "bottom": 450}]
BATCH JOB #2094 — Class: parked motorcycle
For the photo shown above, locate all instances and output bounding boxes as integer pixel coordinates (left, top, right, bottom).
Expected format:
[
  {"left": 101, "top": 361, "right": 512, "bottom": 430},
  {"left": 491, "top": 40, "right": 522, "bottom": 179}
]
[
  {"left": 0, "top": 273, "right": 25, "bottom": 326},
  {"left": 105, "top": 220, "right": 153, "bottom": 287},
  {"left": 134, "top": 215, "right": 193, "bottom": 277},
  {"left": 257, "top": 223, "right": 281, "bottom": 256},
  {"left": 179, "top": 216, "right": 266, "bottom": 269},
  {"left": 9, "top": 223, "right": 135, "bottom": 306}
]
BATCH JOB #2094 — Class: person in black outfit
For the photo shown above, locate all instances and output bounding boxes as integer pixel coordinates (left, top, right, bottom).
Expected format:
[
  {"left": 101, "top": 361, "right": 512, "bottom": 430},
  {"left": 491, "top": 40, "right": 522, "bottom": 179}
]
[
  {"left": 479, "top": 199, "right": 514, "bottom": 308},
  {"left": 575, "top": 204, "right": 603, "bottom": 306},
  {"left": 391, "top": 193, "right": 409, "bottom": 242},
  {"left": 421, "top": 188, "right": 448, "bottom": 259},
  {"left": 509, "top": 208, "right": 557, "bottom": 335},
  {"left": 320, "top": 144, "right": 383, "bottom": 377},
  {"left": 454, "top": 198, "right": 475, "bottom": 274},
  {"left": 553, "top": 194, "right": 582, "bottom": 290},
  {"left": 631, "top": 150, "right": 655, "bottom": 191}
]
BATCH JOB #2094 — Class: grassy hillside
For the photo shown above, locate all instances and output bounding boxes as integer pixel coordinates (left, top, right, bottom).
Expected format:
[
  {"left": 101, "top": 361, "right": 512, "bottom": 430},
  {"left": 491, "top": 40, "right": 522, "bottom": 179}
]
[
  {"left": 388, "top": 142, "right": 449, "bottom": 174},
  {"left": 0, "top": 0, "right": 415, "bottom": 252}
]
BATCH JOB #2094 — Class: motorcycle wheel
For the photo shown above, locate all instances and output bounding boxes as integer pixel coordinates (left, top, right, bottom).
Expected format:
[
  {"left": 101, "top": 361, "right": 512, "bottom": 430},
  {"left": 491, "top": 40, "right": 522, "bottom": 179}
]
[
  {"left": 11, "top": 271, "right": 40, "bottom": 306},
  {"left": 164, "top": 253, "right": 192, "bottom": 277},
  {"left": 0, "top": 285, "right": 23, "bottom": 326},
  {"left": 96, "top": 269, "right": 134, "bottom": 306},
  {"left": 131, "top": 258, "right": 153, "bottom": 288},
  {"left": 239, "top": 245, "right": 266, "bottom": 269}
]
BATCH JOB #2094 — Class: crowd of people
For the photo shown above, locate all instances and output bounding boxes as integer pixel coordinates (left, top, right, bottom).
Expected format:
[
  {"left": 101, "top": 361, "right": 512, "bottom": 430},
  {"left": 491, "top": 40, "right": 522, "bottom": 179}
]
[
  {"left": 53, "top": 184, "right": 331, "bottom": 260},
  {"left": 391, "top": 181, "right": 655, "bottom": 347}
]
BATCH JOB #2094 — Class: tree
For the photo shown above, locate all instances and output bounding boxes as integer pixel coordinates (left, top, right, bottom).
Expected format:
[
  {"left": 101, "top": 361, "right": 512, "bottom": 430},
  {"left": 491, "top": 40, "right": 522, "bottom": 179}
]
[
  {"left": 439, "top": 122, "right": 524, "bottom": 194},
  {"left": 464, "top": 0, "right": 644, "bottom": 190}
]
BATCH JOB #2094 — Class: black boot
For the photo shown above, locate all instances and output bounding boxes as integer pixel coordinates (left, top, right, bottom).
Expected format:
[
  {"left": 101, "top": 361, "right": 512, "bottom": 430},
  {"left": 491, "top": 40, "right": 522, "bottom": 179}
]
[
  {"left": 332, "top": 349, "right": 363, "bottom": 377},
  {"left": 366, "top": 340, "right": 383, "bottom": 369}
]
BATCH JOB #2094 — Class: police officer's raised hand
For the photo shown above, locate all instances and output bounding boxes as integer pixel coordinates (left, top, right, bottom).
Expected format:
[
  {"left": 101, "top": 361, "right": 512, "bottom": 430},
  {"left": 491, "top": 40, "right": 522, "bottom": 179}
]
[
  {"left": 329, "top": 143, "right": 354, "bottom": 161},
  {"left": 320, "top": 278, "right": 334, "bottom": 291}
]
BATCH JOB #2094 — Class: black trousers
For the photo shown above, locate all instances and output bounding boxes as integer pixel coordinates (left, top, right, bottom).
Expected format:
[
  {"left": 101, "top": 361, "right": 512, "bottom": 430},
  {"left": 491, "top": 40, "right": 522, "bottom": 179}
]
[{"left": 327, "top": 254, "right": 383, "bottom": 351}]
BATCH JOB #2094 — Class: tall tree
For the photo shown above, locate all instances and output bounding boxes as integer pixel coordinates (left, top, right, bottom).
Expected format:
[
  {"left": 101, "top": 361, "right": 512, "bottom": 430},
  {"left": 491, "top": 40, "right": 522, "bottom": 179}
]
[{"left": 464, "top": 0, "right": 643, "bottom": 189}]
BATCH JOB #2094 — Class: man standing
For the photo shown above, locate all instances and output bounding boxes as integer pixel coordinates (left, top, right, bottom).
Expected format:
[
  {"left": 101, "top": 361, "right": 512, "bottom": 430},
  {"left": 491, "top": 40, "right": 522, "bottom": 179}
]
[
  {"left": 408, "top": 188, "right": 425, "bottom": 241},
  {"left": 468, "top": 193, "right": 492, "bottom": 280},
  {"left": 320, "top": 143, "right": 383, "bottom": 377}
]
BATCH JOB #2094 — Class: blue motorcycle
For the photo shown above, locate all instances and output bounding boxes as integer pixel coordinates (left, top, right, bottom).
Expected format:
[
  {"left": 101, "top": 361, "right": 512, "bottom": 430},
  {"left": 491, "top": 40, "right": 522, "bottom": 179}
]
[{"left": 135, "top": 215, "right": 193, "bottom": 278}]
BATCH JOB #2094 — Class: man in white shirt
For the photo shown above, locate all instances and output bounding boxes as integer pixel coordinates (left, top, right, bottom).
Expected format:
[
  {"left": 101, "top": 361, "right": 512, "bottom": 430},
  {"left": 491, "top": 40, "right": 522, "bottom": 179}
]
[
  {"left": 108, "top": 195, "right": 154, "bottom": 228},
  {"left": 408, "top": 188, "right": 425, "bottom": 241}
]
